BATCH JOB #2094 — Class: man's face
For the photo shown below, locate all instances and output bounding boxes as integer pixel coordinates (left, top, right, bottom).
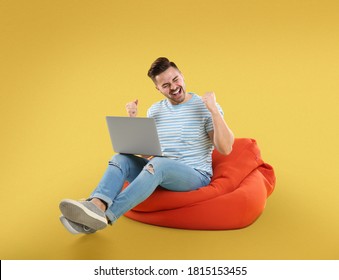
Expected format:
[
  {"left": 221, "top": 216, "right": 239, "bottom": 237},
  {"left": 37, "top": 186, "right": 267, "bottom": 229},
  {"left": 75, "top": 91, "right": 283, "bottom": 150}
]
[{"left": 154, "top": 67, "right": 189, "bottom": 105}]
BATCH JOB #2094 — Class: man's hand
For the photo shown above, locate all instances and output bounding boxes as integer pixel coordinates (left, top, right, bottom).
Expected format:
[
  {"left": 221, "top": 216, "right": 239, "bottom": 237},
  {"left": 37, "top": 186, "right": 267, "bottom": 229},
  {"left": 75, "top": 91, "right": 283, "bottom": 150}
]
[
  {"left": 201, "top": 92, "right": 219, "bottom": 113},
  {"left": 137, "top": 155, "right": 154, "bottom": 160},
  {"left": 126, "top": 99, "right": 138, "bottom": 117}
]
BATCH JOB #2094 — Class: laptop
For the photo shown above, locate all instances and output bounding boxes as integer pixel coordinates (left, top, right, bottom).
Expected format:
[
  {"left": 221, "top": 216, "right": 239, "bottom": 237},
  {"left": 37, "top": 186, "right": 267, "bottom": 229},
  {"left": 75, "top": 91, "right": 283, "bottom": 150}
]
[{"left": 106, "top": 116, "right": 163, "bottom": 156}]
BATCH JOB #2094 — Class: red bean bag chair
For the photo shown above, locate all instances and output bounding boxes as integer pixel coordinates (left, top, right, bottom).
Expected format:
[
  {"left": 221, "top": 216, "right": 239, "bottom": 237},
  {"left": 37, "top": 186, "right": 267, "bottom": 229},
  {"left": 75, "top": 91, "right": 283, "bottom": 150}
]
[{"left": 124, "top": 138, "right": 276, "bottom": 230}]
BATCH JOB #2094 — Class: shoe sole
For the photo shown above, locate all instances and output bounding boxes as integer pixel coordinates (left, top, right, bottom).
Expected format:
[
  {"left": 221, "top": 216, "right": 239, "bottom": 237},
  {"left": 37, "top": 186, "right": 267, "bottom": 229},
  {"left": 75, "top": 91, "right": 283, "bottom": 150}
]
[
  {"left": 59, "top": 199, "right": 107, "bottom": 230},
  {"left": 59, "top": 216, "right": 80, "bottom": 234},
  {"left": 59, "top": 215, "right": 96, "bottom": 234}
]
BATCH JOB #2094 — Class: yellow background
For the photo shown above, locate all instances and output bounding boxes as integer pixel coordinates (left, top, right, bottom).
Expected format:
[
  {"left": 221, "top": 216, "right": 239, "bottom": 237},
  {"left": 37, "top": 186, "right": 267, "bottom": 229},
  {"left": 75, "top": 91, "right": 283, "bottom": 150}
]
[{"left": 1, "top": 0, "right": 338, "bottom": 259}]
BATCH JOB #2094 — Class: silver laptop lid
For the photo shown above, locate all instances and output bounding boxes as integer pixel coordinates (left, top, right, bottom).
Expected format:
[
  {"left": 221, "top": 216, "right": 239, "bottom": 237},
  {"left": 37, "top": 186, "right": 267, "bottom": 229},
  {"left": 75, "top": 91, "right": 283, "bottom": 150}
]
[{"left": 106, "top": 116, "right": 163, "bottom": 156}]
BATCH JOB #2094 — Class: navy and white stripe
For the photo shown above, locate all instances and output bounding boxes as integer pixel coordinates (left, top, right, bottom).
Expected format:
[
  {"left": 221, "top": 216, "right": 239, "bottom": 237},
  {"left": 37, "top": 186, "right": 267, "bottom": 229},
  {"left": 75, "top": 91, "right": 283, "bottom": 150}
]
[{"left": 147, "top": 93, "right": 223, "bottom": 177}]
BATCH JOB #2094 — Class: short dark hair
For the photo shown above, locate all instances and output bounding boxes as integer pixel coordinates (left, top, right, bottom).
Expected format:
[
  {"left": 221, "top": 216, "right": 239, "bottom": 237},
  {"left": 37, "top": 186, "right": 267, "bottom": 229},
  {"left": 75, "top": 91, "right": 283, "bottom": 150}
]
[{"left": 147, "top": 57, "right": 180, "bottom": 81}]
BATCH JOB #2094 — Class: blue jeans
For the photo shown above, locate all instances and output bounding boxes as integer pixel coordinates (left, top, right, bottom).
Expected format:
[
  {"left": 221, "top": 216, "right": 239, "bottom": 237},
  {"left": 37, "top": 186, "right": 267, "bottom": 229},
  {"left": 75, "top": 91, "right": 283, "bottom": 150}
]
[{"left": 89, "top": 154, "right": 211, "bottom": 223}]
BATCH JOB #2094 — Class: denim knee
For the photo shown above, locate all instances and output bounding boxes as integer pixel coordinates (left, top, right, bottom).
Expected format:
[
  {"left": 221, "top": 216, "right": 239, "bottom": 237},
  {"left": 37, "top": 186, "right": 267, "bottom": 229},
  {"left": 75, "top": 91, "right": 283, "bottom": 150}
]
[
  {"left": 144, "top": 157, "right": 167, "bottom": 175},
  {"left": 108, "top": 154, "right": 133, "bottom": 172}
]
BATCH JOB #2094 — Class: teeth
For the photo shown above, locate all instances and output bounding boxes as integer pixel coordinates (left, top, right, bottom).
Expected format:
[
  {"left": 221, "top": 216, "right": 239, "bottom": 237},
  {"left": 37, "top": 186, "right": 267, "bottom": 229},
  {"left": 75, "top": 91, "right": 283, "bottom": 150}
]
[{"left": 173, "top": 88, "right": 180, "bottom": 94}]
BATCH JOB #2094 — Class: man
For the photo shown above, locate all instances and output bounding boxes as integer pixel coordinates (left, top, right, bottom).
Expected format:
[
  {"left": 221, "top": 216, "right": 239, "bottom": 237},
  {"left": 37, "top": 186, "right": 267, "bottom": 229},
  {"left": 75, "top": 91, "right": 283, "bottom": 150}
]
[{"left": 59, "top": 57, "right": 234, "bottom": 234}]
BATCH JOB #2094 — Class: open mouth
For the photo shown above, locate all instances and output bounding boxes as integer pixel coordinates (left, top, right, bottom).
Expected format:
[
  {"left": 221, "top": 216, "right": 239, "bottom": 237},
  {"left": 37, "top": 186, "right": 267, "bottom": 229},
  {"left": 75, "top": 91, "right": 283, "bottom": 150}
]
[{"left": 171, "top": 87, "right": 182, "bottom": 97}]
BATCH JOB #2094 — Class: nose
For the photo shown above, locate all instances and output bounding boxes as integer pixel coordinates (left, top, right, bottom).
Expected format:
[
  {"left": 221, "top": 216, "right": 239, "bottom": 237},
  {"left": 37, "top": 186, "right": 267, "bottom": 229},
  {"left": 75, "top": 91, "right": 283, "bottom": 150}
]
[{"left": 170, "top": 83, "right": 176, "bottom": 90}]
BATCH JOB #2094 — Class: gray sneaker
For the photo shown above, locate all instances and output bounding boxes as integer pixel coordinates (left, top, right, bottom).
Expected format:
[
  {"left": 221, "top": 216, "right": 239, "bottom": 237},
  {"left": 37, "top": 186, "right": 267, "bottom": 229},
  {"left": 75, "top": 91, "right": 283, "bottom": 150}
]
[
  {"left": 59, "top": 215, "right": 96, "bottom": 234},
  {"left": 59, "top": 199, "right": 108, "bottom": 231}
]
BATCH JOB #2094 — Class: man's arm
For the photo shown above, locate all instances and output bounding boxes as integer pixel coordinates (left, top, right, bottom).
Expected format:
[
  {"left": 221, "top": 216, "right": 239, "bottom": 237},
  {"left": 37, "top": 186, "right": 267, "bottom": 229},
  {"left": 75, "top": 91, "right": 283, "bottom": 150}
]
[{"left": 202, "top": 92, "right": 234, "bottom": 155}]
